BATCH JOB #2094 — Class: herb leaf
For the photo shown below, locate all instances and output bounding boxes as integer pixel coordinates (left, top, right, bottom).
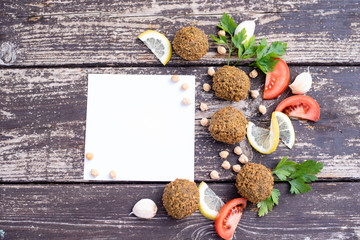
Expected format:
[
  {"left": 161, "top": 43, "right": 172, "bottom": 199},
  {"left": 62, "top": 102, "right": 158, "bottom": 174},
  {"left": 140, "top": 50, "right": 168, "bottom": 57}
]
[
  {"left": 289, "top": 160, "right": 323, "bottom": 183},
  {"left": 210, "top": 34, "right": 227, "bottom": 45},
  {"left": 289, "top": 178, "right": 312, "bottom": 194},
  {"left": 232, "top": 28, "right": 247, "bottom": 48},
  {"left": 217, "top": 13, "right": 237, "bottom": 36},
  {"left": 257, "top": 188, "right": 280, "bottom": 217}
]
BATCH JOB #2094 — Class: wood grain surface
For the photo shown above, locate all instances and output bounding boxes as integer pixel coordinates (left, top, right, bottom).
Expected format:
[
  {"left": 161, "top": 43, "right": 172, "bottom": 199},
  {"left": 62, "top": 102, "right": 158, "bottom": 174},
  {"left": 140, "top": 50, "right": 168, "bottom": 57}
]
[
  {"left": 0, "top": 0, "right": 359, "bottom": 66},
  {"left": 0, "top": 182, "right": 359, "bottom": 240},
  {"left": 0, "top": 66, "right": 359, "bottom": 182}
]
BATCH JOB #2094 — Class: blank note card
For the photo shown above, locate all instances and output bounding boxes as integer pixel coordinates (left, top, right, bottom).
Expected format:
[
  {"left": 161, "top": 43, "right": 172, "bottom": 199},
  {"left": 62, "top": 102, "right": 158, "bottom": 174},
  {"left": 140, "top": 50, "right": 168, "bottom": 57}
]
[{"left": 83, "top": 74, "right": 195, "bottom": 181}]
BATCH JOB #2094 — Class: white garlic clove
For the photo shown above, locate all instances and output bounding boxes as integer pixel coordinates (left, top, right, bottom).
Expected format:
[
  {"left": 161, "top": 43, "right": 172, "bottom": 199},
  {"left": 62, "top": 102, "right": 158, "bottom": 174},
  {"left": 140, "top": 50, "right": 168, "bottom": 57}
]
[
  {"left": 289, "top": 72, "right": 312, "bottom": 94},
  {"left": 234, "top": 20, "right": 256, "bottom": 43},
  {"left": 131, "top": 198, "right": 157, "bottom": 219}
]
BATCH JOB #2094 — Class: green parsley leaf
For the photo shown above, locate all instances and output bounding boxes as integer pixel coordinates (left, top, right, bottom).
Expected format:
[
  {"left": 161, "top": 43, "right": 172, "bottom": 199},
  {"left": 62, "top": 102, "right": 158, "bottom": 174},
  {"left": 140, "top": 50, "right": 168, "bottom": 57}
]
[
  {"left": 217, "top": 13, "right": 237, "bottom": 36},
  {"left": 241, "top": 36, "right": 257, "bottom": 59},
  {"left": 210, "top": 34, "right": 227, "bottom": 45},
  {"left": 289, "top": 160, "right": 323, "bottom": 183},
  {"left": 257, "top": 188, "right": 280, "bottom": 217},
  {"left": 232, "top": 28, "right": 246, "bottom": 48},
  {"left": 289, "top": 178, "right": 312, "bottom": 194}
]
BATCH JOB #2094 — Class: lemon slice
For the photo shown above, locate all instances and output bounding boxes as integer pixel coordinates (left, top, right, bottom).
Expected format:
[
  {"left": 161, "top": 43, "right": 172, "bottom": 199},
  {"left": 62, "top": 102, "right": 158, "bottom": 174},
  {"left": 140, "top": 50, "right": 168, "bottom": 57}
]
[
  {"left": 247, "top": 112, "right": 280, "bottom": 154},
  {"left": 198, "top": 181, "right": 224, "bottom": 220},
  {"left": 138, "top": 30, "right": 172, "bottom": 65},
  {"left": 275, "top": 111, "right": 295, "bottom": 149}
]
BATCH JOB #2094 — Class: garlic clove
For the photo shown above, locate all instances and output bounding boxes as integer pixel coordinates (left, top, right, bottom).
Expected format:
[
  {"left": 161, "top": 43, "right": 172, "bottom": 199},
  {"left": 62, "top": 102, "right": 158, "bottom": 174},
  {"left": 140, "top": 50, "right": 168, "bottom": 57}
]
[
  {"left": 289, "top": 72, "right": 312, "bottom": 94},
  {"left": 131, "top": 198, "right": 157, "bottom": 219},
  {"left": 234, "top": 20, "right": 256, "bottom": 43}
]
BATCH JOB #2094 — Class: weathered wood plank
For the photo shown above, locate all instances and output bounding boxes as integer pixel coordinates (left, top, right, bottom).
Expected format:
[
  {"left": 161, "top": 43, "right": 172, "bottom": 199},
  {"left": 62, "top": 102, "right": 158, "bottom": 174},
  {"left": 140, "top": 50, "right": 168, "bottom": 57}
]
[
  {"left": 0, "top": 66, "right": 359, "bottom": 181},
  {"left": 0, "top": 182, "right": 359, "bottom": 239},
  {"left": 0, "top": 0, "right": 359, "bottom": 66}
]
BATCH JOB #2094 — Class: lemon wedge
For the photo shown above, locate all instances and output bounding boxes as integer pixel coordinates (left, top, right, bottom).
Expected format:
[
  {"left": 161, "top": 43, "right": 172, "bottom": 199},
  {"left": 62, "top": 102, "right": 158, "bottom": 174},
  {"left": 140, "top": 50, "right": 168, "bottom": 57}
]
[
  {"left": 247, "top": 112, "right": 280, "bottom": 154},
  {"left": 138, "top": 30, "right": 172, "bottom": 65},
  {"left": 198, "top": 181, "right": 224, "bottom": 220},
  {"left": 275, "top": 111, "right": 295, "bottom": 149}
]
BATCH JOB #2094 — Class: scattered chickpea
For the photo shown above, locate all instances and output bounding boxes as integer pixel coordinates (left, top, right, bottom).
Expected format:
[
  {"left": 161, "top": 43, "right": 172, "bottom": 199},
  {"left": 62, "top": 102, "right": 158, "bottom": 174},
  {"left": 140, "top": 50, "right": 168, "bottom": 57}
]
[
  {"left": 217, "top": 46, "right": 226, "bottom": 55},
  {"left": 210, "top": 170, "right": 220, "bottom": 179},
  {"left": 239, "top": 154, "right": 249, "bottom": 164},
  {"left": 171, "top": 75, "right": 180, "bottom": 83},
  {"left": 109, "top": 170, "right": 117, "bottom": 179},
  {"left": 200, "top": 102, "right": 208, "bottom": 111},
  {"left": 219, "top": 150, "right": 229, "bottom": 159},
  {"left": 259, "top": 105, "right": 267, "bottom": 114},
  {"left": 91, "top": 169, "right": 99, "bottom": 178},
  {"left": 234, "top": 146, "right": 242, "bottom": 156},
  {"left": 249, "top": 69, "right": 258, "bottom": 78},
  {"left": 218, "top": 30, "right": 226, "bottom": 37},
  {"left": 221, "top": 160, "right": 231, "bottom": 170},
  {"left": 200, "top": 118, "right": 209, "bottom": 127},
  {"left": 232, "top": 164, "right": 242, "bottom": 173},
  {"left": 208, "top": 67, "right": 216, "bottom": 76},
  {"left": 250, "top": 90, "right": 260, "bottom": 99},
  {"left": 86, "top": 152, "right": 94, "bottom": 160},
  {"left": 203, "top": 83, "right": 211, "bottom": 92},
  {"left": 181, "top": 83, "right": 189, "bottom": 91},
  {"left": 182, "top": 98, "right": 191, "bottom": 105}
]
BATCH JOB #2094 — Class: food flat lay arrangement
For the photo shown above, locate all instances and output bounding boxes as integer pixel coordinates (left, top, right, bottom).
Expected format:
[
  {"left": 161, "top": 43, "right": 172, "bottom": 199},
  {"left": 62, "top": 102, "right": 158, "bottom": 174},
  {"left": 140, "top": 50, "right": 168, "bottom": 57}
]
[{"left": 0, "top": 1, "right": 359, "bottom": 239}]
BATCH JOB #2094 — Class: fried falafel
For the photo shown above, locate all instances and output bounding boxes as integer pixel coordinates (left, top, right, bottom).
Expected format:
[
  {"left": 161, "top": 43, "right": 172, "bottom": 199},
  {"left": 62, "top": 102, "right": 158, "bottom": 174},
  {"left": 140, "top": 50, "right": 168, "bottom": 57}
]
[
  {"left": 162, "top": 179, "right": 199, "bottom": 219},
  {"left": 212, "top": 66, "right": 250, "bottom": 102},
  {"left": 209, "top": 106, "right": 248, "bottom": 144},
  {"left": 173, "top": 26, "right": 208, "bottom": 61},
  {"left": 235, "top": 163, "right": 274, "bottom": 204}
]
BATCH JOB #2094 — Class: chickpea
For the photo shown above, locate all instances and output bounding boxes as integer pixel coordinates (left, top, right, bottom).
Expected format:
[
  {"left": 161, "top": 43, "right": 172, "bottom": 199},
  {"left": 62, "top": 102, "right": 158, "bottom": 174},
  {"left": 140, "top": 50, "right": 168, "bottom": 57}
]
[
  {"left": 217, "top": 46, "right": 226, "bottom": 55},
  {"left": 234, "top": 146, "right": 242, "bottom": 155},
  {"left": 181, "top": 83, "right": 189, "bottom": 91},
  {"left": 238, "top": 154, "right": 249, "bottom": 164},
  {"left": 218, "top": 30, "right": 226, "bottom": 37},
  {"left": 200, "top": 118, "right": 209, "bottom": 127},
  {"left": 171, "top": 75, "right": 180, "bottom": 82},
  {"left": 203, "top": 83, "right": 211, "bottom": 92},
  {"left": 210, "top": 170, "right": 220, "bottom": 179},
  {"left": 86, "top": 152, "right": 94, "bottom": 160},
  {"left": 182, "top": 98, "right": 191, "bottom": 105},
  {"left": 109, "top": 170, "right": 117, "bottom": 179},
  {"left": 221, "top": 160, "right": 231, "bottom": 170},
  {"left": 250, "top": 90, "right": 260, "bottom": 99},
  {"left": 249, "top": 69, "right": 258, "bottom": 78},
  {"left": 91, "top": 169, "right": 99, "bottom": 178},
  {"left": 208, "top": 67, "right": 215, "bottom": 76},
  {"left": 232, "top": 164, "right": 241, "bottom": 173},
  {"left": 219, "top": 150, "right": 229, "bottom": 159},
  {"left": 200, "top": 102, "right": 208, "bottom": 111},
  {"left": 259, "top": 105, "right": 267, "bottom": 114}
]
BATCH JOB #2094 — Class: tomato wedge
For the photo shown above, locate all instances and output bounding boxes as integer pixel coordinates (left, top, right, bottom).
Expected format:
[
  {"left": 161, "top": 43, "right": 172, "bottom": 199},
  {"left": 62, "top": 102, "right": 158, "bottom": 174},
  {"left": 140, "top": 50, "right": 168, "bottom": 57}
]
[
  {"left": 215, "top": 198, "right": 247, "bottom": 240},
  {"left": 275, "top": 95, "right": 320, "bottom": 122},
  {"left": 264, "top": 58, "right": 290, "bottom": 100}
]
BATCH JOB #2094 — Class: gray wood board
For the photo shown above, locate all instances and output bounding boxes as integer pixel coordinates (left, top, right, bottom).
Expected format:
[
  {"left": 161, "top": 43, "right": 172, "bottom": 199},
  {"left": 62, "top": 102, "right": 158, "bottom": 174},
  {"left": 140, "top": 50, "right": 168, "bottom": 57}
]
[
  {"left": 0, "top": 0, "right": 359, "bottom": 66},
  {"left": 0, "top": 66, "right": 359, "bottom": 182},
  {"left": 0, "top": 182, "right": 359, "bottom": 240}
]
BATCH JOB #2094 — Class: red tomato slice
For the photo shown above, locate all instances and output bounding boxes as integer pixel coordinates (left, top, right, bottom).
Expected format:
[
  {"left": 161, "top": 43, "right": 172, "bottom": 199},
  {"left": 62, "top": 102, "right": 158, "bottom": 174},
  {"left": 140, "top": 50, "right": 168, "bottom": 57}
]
[
  {"left": 215, "top": 198, "right": 247, "bottom": 240},
  {"left": 264, "top": 58, "right": 290, "bottom": 100},
  {"left": 275, "top": 95, "right": 320, "bottom": 122}
]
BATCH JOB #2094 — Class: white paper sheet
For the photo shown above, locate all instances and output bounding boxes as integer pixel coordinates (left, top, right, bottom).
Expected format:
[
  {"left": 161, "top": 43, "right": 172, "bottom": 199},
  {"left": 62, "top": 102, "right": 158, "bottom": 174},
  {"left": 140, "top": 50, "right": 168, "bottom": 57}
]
[{"left": 84, "top": 74, "right": 195, "bottom": 181}]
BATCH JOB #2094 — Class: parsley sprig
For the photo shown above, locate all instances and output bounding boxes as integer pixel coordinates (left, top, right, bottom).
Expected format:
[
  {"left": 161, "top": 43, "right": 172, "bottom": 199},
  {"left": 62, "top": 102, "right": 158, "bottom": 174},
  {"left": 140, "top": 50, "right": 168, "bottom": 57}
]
[
  {"left": 211, "top": 13, "right": 287, "bottom": 74},
  {"left": 257, "top": 157, "right": 323, "bottom": 217}
]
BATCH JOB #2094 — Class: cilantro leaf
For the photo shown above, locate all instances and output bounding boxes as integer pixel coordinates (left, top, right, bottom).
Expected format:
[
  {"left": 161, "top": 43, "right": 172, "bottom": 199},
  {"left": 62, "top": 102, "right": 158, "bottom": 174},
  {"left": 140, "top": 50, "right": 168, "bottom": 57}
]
[
  {"left": 217, "top": 13, "right": 237, "bottom": 36},
  {"left": 267, "top": 41, "right": 287, "bottom": 56},
  {"left": 241, "top": 36, "right": 257, "bottom": 59},
  {"left": 289, "top": 160, "right": 323, "bottom": 183},
  {"left": 210, "top": 34, "right": 227, "bottom": 45},
  {"left": 289, "top": 178, "right": 312, "bottom": 194},
  {"left": 257, "top": 188, "right": 280, "bottom": 217},
  {"left": 232, "top": 28, "right": 246, "bottom": 48}
]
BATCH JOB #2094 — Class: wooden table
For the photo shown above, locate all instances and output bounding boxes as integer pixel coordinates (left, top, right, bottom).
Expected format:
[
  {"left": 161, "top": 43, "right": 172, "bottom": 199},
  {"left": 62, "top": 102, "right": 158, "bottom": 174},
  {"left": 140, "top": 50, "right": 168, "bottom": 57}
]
[{"left": 1, "top": 0, "right": 359, "bottom": 239}]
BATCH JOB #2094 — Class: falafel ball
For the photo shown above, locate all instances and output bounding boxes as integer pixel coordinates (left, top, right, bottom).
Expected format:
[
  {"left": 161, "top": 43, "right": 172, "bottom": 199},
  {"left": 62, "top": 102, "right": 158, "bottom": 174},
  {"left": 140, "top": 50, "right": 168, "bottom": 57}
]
[
  {"left": 209, "top": 106, "right": 248, "bottom": 144},
  {"left": 162, "top": 179, "right": 199, "bottom": 219},
  {"left": 235, "top": 163, "right": 274, "bottom": 204},
  {"left": 212, "top": 66, "right": 250, "bottom": 102},
  {"left": 173, "top": 26, "right": 208, "bottom": 61}
]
